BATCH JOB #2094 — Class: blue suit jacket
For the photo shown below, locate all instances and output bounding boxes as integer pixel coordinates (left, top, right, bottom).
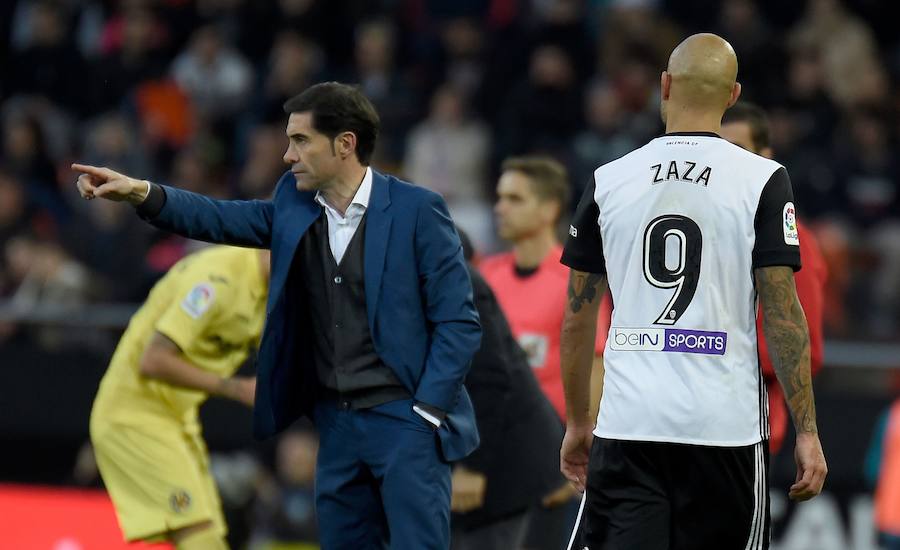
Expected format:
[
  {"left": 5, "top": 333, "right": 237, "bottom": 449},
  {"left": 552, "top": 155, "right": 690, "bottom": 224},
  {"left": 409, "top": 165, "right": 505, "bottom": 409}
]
[{"left": 141, "top": 170, "right": 482, "bottom": 461}]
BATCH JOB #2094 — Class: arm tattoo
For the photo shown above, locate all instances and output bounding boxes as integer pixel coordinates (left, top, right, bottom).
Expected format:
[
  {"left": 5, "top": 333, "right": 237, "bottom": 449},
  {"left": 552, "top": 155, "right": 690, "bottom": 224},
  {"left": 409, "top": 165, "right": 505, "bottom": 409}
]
[
  {"left": 756, "top": 266, "right": 817, "bottom": 433},
  {"left": 568, "top": 272, "right": 604, "bottom": 313}
]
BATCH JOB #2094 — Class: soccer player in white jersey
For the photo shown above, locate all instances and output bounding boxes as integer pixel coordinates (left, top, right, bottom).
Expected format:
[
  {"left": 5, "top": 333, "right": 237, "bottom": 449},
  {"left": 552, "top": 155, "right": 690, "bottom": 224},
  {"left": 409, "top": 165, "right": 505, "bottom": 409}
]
[{"left": 558, "top": 34, "right": 827, "bottom": 550}]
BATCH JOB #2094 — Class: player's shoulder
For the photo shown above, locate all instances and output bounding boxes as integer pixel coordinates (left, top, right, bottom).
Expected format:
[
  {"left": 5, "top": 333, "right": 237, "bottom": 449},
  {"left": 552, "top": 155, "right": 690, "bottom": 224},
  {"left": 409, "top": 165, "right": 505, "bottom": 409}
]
[
  {"left": 717, "top": 139, "right": 785, "bottom": 180},
  {"left": 165, "top": 247, "right": 258, "bottom": 321},
  {"left": 171, "top": 246, "right": 249, "bottom": 293}
]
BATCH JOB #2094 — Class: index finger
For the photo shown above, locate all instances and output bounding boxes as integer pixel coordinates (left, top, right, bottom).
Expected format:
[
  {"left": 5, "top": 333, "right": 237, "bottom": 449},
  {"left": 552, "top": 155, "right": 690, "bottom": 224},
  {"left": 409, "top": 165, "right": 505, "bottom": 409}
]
[{"left": 71, "top": 163, "right": 109, "bottom": 178}]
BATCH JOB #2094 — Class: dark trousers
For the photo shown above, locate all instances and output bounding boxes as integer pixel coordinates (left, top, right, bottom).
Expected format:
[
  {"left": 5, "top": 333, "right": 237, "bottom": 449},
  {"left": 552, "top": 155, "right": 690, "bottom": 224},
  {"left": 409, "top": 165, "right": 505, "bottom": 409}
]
[
  {"left": 314, "top": 398, "right": 451, "bottom": 550},
  {"left": 572, "top": 438, "right": 768, "bottom": 550}
]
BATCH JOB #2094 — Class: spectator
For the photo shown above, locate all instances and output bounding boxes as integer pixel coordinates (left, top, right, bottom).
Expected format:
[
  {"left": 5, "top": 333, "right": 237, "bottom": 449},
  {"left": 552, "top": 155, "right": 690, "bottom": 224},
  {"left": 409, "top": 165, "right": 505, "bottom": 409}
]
[
  {"left": 789, "top": 0, "right": 883, "bottom": 108},
  {"left": 250, "top": 430, "right": 320, "bottom": 549},
  {"left": 237, "top": 124, "right": 292, "bottom": 200},
  {"left": 570, "top": 79, "right": 640, "bottom": 198},
  {"left": 404, "top": 85, "right": 493, "bottom": 250},
  {"left": 7, "top": 0, "right": 86, "bottom": 112},
  {"left": 171, "top": 24, "right": 254, "bottom": 122},
  {"left": 256, "top": 32, "right": 325, "bottom": 123},
  {"left": 347, "top": 18, "right": 418, "bottom": 166},
  {"left": 498, "top": 44, "right": 582, "bottom": 160},
  {"left": 2, "top": 114, "right": 66, "bottom": 224},
  {"left": 80, "top": 113, "right": 151, "bottom": 178},
  {"left": 4, "top": 233, "right": 94, "bottom": 349},
  {"left": 89, "top": 6, "right": 169, "bottom": 114}
]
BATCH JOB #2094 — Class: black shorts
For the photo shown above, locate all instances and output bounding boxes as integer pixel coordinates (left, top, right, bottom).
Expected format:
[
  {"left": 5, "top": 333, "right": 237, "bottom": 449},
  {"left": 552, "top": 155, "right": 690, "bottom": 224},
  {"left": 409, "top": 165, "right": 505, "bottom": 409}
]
[{"left": 568, "top": 437, "right": 770, "bottom": 550}]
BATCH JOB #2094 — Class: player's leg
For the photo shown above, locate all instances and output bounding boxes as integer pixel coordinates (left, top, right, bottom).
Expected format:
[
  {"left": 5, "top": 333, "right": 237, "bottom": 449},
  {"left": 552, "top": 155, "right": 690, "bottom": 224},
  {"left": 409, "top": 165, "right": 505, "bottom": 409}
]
[
  {"left": 669, "top": 440, "right": 768, "bottom": 550},
  {"left": 170, "top": 520, "right": 228, "bottom": 550},
  {"left": 90, "top": 421, "right": 230, "bottom": 544},
  {"left": 313, "top": 401, "right": 388, "bottom": 549},
  {"left": 364, "top": 399, "right": 451, "bottom": 550},
  {"left": 569, "top": 438, "right": 670, "bottom": 550}
]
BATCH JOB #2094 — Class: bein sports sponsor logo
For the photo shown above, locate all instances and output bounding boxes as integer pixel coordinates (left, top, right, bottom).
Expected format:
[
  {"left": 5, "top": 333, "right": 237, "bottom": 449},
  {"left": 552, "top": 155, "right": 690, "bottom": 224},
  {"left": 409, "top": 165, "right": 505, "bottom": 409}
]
[{"left": 610, "top": 328, "right": 727, "bottom": 355}]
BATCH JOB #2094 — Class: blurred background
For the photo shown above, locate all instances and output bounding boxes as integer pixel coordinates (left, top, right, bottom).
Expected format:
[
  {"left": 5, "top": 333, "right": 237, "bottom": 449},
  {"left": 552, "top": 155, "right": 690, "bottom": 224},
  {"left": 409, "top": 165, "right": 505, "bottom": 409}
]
[{"left": 1, "top": 0, "right": 899, "bottom": 548}]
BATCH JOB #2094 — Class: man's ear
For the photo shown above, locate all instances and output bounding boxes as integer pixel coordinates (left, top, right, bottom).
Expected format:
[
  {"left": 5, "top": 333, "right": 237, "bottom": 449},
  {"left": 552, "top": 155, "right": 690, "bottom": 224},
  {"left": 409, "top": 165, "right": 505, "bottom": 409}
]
[
  {"left": 336, "top": 131, "right": 358, "bottom": 159},
  {"left": 661, "top": 70, "right": 672, "bottom": 100},
  {"left": 727, "top": 81, "right": 742, "bottom": 108}
]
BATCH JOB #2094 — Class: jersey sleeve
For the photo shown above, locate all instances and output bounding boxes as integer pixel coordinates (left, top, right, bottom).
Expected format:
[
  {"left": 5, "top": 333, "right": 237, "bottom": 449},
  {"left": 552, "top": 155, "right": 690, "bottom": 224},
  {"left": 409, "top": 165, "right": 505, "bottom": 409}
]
[
  {"left": 561, "top": 179, "right": 606, "bottom": 274},
  {"left": 752, "top": 167, "right": 802, "bottom": 271},
  {"left": 154, "top": 274, "right": 225, "bottom": 352}
]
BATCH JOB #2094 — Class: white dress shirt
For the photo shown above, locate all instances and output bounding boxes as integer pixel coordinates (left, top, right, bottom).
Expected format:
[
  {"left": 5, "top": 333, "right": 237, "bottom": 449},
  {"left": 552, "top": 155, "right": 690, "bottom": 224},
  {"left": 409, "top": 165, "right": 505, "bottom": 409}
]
[
  {"left": 314, "top": 167, "right": 373, "bottom": 264},
  {"left": 314, "top": 167, "right": 441, "bottom": 427}
]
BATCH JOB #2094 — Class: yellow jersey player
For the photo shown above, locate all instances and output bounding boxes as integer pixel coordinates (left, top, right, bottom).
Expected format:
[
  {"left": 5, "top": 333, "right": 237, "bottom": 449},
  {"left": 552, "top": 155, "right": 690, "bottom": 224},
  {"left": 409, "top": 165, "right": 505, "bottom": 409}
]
[{"left": 89, "top": 245, "right": 269, "bottom": 550}]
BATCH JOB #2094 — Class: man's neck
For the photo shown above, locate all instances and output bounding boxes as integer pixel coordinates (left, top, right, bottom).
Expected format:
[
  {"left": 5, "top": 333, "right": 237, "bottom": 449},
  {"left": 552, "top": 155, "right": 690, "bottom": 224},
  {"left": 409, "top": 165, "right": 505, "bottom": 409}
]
[
  {"left": 512, "top": 230, "right": 558, "bottom": 269},
  {"left": 320, "top": 165, "right": 368, "bottom": 216},
  {"left": 664, "top": 109, "right": 724, "bottom": 135}
]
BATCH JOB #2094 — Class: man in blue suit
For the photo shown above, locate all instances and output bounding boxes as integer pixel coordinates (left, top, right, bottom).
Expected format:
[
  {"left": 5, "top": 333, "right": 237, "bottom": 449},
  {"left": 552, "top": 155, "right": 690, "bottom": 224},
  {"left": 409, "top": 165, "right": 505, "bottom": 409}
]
[{"left": 73, "top": 82, "right": 482, "bottom": 550}]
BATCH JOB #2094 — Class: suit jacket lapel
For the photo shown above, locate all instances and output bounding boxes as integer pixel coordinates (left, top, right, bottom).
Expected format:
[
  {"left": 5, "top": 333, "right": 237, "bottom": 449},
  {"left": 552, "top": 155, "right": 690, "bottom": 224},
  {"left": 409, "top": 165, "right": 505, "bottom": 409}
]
[
  {"left": 365, "top": 171, "right": 392, "bottom": 328},
  {"left": 269, "top": 190, "right": 321, "bottom": 306}
]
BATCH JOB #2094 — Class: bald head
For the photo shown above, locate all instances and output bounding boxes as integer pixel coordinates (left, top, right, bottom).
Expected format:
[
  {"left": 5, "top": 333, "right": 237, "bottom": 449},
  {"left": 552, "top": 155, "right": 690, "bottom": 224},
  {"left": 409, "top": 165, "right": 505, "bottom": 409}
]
[{"left": 662, "top": 33, "right": 740, "bottom": 121}]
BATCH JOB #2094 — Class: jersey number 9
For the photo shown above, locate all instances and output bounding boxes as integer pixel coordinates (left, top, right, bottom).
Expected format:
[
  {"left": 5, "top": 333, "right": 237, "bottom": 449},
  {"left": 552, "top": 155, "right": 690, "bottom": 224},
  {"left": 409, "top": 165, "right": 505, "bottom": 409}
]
[{"left": 642, "top": 214, "right": 702, "bottom": 325}]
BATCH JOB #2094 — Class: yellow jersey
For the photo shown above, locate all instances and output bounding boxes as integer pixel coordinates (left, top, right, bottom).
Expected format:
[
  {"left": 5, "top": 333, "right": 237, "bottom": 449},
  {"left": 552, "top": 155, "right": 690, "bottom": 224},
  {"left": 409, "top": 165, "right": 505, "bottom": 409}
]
[{"left": 92, "top": 246, "right": 267, "bottom": 433}]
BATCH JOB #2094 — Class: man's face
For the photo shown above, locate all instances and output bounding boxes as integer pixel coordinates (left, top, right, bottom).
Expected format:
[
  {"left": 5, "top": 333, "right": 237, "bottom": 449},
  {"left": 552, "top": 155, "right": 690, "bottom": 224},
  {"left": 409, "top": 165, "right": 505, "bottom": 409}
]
[
  {"left": 283, "top": 112, "right": 340, "bottom": 191},
  {"left": 721, "top": 120, "right": 772, "bottom": 158},
  {"left": 494, "top": 171, "right": 556, "bottom": 241}
]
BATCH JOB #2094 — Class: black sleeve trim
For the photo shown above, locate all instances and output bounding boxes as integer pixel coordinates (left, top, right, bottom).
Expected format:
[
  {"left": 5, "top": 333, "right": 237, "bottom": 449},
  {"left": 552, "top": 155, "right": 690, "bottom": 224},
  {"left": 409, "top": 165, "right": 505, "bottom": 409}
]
[
  {"left": 561, "top": 180, "right": 607, "bottom": 274},
  {"left": 753, "top": 251, "right": 802, "bottom": 270},
  {"left": 135, "top": 182, "right": 167, "bottom": 220},
  {"left": 752, "top": 167, "right": 802, "bottom": 272},
  {"left": 560, "top": 253, "right": 607, "bottom": 274}
]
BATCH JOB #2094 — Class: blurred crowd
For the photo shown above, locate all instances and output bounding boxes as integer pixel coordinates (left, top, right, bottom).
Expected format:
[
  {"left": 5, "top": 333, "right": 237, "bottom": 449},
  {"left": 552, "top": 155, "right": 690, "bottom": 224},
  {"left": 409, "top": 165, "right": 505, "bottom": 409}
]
[{"left": 2, "top": 0, "right": 900, "bottom": 332}]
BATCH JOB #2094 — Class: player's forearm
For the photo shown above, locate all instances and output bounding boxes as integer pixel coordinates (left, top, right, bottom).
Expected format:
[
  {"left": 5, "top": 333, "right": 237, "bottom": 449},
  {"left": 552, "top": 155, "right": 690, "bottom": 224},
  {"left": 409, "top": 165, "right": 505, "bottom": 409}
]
[
  {"left": 756, "top": 266, "right": 817, "bottom": 434},
  {"left": 140, "top": 350, "right": 225, "bottom": 395},
  {"left": 561, "top": 270, "right": 606, "bottom": 428}
]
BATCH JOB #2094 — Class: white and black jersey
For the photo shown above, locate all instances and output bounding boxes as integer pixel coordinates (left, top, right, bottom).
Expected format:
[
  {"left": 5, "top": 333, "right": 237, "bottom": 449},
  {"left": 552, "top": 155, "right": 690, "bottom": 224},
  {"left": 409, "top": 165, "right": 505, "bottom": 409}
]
[{"left": 562, "top": 132, "right": 801, "bottom": 447}]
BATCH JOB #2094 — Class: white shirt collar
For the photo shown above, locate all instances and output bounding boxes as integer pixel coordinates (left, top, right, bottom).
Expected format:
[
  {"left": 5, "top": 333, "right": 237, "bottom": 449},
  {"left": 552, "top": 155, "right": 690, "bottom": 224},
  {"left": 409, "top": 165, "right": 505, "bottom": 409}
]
[{"left": 315, "top": 167, "right": 373, "bottom": 216}]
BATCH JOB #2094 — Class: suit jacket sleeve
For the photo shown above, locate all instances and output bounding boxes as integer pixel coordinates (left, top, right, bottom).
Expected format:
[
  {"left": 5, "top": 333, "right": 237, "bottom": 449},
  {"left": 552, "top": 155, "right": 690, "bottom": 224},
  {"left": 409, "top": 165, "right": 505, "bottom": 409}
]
[
  {"left": 135, "top": 174, "right": 288, "bottom": 248},
  {"left": 411, "top": 193, "right": 482, "bottom": 412},
  {"left": 458, "top": 269, "right": 512, "bottom": 472}
]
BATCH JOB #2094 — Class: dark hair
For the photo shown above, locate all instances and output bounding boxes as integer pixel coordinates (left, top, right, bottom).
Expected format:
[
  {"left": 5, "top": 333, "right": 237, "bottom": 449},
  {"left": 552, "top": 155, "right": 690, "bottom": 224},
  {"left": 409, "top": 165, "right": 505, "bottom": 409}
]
[
  {"left": 722, "top": 101, "right": 770, "bottom": 151},
  {"left": 501, "top": 156, "right": 570, "bottom": 214},
  {"left": 283, "top": 82, "right": 380, "bottom": 164}
]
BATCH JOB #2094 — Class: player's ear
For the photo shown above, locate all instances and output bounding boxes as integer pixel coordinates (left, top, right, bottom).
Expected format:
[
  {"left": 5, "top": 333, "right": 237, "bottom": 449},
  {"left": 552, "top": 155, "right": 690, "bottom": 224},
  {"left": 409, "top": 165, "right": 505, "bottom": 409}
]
[
  {"left": 727, "top": 82, "right": 741, "bottom": 108},
  {"left": 661, "top": 71, "right": 672, "bottom": 100}
]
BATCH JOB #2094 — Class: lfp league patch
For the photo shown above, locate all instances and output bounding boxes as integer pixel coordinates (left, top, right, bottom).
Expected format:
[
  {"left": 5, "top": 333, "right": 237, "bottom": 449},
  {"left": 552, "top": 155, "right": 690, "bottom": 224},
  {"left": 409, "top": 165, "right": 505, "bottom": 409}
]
[
  {"left": 783, "top": 202, "right": 800, "bottom": 246},
  {"left": 181, "top": 283, "right": 215, "bottom": 319}
]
